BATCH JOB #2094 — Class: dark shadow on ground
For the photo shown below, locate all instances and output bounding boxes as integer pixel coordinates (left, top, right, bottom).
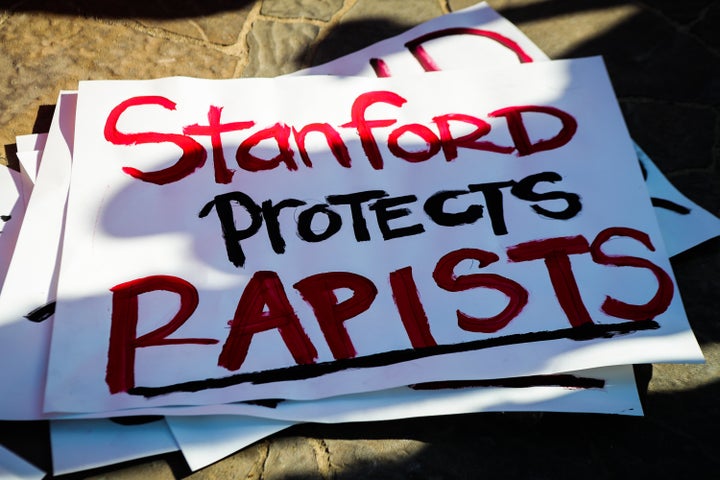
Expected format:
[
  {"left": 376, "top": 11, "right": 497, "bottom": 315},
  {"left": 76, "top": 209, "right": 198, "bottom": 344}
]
[{"left": 306, "top": 18, "right": 417, "bottom": 68}]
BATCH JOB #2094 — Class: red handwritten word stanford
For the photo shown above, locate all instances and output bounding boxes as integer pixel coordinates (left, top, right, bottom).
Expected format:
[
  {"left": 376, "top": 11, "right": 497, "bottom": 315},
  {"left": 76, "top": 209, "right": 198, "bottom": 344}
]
[{"left": 104, "top": 91, "right": 577, "bottom": 185}]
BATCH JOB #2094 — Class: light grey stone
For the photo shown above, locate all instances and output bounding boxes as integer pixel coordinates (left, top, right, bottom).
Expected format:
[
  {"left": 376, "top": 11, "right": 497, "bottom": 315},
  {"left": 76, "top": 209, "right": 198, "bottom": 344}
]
[
  {"left": 261, "top": 0, "right": 345, "bottom": 22},
  {"left": 342, "top": 0, "right": 443, "bottom": 25},
  {"left": 243, "top": 19, "right": 319, "bottom": 76}
]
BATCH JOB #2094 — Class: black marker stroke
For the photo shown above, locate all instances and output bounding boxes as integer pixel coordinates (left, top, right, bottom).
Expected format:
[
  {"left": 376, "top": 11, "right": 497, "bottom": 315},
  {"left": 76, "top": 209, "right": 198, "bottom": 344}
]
[
  {"left": 109, "top": 415, "right": 164, "bottom": 426},
  {"left": 24, "top": 301, "right": 56, "bottom": 323},
  {"left": 129, "top": 320, "right": 658, "bottom": 398},
  {"left": 651, "top": 197, "right": 691, "bottom": 215},
  {"left": 243, "top": 398, "right": 284, "bottom": 409},
  {"left": 639, "top": 158, "right": 691, "bottom": 215},
  {"left": 410, "top": 373, "right": 605, "bottom": 390}
]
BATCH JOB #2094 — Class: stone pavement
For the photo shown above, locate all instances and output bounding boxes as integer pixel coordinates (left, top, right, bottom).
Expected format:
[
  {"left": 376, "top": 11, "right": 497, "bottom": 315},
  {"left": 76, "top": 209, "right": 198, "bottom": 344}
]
[{"left": 0, "top": 0, "right": 718, "bottom": 478}]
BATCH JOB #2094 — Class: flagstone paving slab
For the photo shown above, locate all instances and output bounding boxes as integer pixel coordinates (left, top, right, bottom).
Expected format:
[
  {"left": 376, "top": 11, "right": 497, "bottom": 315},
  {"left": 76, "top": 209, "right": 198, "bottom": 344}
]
[
  {"left": 260, "top": 0, "right": 345, "bottom": 21},
  {"left": 244, "top": 19, "right": 320, "bottom": 76},
  {"left": 0, "top": 0, "right": 718, "bottom": 478}
]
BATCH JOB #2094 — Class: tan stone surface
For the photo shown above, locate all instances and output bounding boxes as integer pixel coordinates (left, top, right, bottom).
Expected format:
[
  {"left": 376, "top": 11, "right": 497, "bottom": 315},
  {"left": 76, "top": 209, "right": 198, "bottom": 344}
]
[
  {"left": 185, "top": 440, "right": 270, "bottom": 479},
  {"left": 324, "top": 438, "right": 425, "bottom": 472},
  {"left": 85, "top": 458, "right": 175, "bottom": 480},
  {"left": 137, "top": 4, "right": 256, "bottom": 46},
  {"left": 342, "top": 0, "right": 444, "bottom": 26},
  {"left": 263, "top": 436, "right": 324, "bottom": 478},
  {"left": 0, "top": 9, "right": 238, "bottom": 155}
]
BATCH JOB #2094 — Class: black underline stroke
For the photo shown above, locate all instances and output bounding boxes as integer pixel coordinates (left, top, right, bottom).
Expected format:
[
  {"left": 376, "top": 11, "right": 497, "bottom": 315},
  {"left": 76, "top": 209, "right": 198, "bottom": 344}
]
[
  {"left": 651, "top": 197, "right": 691, "bottom": 215},
  {"left": 409, "top": 373, "right": 605, "bottom": 390},
  {"left": 129, "top": 319, "right": 659, "bottom": 398},
  {"left": 239, "top": 373, "right": 606, "bottom": 411}
]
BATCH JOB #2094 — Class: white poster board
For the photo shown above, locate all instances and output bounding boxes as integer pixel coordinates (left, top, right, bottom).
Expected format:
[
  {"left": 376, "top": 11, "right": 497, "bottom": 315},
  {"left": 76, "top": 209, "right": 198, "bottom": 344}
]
[
  {"left": 0, "top": 92, "right": 76, "bottom": 420},
  {"left": 44, "top": 57, "right": 703, "bottom": 415},
  {"left": 50, "top": 417, "right": 178, "bottom": 475}
]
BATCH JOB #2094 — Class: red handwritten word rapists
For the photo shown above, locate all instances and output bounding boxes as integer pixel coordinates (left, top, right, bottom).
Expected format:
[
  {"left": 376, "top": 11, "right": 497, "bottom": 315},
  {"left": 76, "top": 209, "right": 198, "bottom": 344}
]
[
  {"left": 103, "top": 91, "right": 577, "bottom": 185},
  {"left": 106, "top": 227, "right": 673, "bottom": 395}
]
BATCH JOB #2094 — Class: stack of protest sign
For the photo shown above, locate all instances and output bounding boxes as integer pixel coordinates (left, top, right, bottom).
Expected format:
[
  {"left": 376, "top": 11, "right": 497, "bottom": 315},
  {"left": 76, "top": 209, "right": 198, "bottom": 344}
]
[{"left": 1, "top": 2, "right": 719, "bottom": 476}]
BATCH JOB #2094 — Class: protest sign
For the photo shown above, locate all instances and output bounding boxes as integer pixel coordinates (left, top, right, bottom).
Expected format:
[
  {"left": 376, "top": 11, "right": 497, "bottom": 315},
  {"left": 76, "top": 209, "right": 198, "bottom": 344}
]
[
  {"left": 43, "top": 56, "right": 703, "bottom": 415},
  {"left": 0, "top": 91, "right": 643, "bottom": 424}
]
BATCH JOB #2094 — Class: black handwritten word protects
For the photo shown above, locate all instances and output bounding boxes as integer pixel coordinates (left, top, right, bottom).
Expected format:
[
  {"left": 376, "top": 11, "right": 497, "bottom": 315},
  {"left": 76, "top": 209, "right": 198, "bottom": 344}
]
[{"left": 199, "top": 171, "right": 581, "bottom": 268}]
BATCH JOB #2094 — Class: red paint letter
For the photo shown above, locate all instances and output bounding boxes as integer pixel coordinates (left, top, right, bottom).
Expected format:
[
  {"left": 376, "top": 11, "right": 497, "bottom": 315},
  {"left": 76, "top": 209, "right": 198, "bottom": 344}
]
[
  {"left": 387, "top": 123, "right": 441, "bottom": 163},
  {"left": 219, "top": 271, "right": 317, "bottom": 371},
  {"left": 591, "top": 227, "right": 674, "bottom": 320},
  {"left": 507, "top": 236, "right": 592, "bottom": 327},
  {"left": 405, "top": 27, "right": 534, "bottom": 72},
  {"left": 104, "top": 96, "right": 207, "bottom": 185},
  {"left": 433, "top": 113, "right": 514, "bottom": 161},
  {"left": 341, "top": 91, "right": 406, "bottom": 169},
  {"left": 292, "top": 123, "right": 352, "bottom": 168},
  {"left": 490, "top": 105, "right": 577, "bottom": 156},
  {"left": 433, "top": 248, "right": 528, "bottom": 333},
  {"left": 370, "top": 58, "right": 392, "bottom": 77},
  {"left": 389, "top": 266, "right": 437, "bottom": 348},
  {"left": 106, "top": 275, "right": 218, "bottom": 394},
  {"left": 236, "top": 123, "right": 298, "bottom": 172},
  {"left": 183, "top": 105, "right": 254, "bottom": 184},
  {"left": 294, "top": 272, "right": 378, "bottom": 360}
]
